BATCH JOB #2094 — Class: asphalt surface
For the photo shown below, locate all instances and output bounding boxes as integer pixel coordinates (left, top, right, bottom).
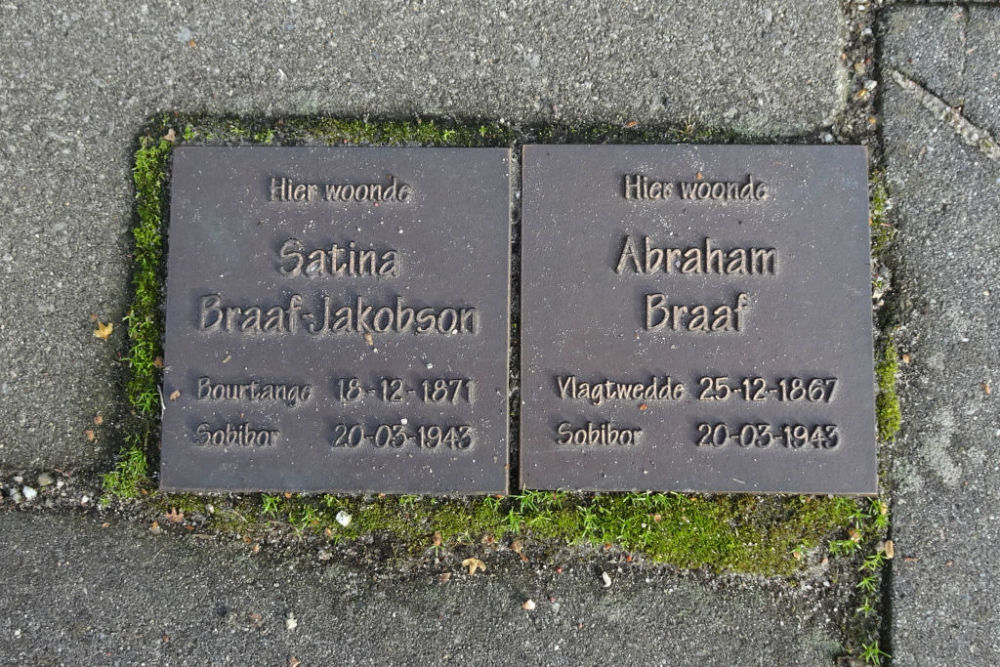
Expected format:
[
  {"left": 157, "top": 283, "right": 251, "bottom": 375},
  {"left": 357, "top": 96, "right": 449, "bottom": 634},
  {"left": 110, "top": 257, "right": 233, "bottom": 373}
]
[
  {"left": 0, "top": 0, "right": 848, "bottom": 469},
  {"left": 882, "top": 6, "right": 1000, "bottom": 666},
  {"left": 0, "top": 510, "right": 848, "bottom": 667}
]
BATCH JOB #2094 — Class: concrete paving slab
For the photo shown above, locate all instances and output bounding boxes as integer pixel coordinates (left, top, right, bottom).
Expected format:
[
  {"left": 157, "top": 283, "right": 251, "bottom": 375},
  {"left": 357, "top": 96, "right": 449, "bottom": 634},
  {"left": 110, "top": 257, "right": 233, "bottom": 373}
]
[
  {"left": 0, "top": 0, "right": 849, "bottom": 469},
  {"left": 882, "top": 6, "right": 1000, "bottom": 666},
  {"left": 0, "top": 510, "right": 849, "bottom": 666}
]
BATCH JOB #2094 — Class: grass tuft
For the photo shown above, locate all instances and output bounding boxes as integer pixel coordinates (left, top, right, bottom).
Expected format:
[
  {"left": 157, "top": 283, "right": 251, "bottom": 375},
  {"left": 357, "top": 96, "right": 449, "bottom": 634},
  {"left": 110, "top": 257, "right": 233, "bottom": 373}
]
[{"left": 102, "top": 430, "right": 150, "bottom": 499}]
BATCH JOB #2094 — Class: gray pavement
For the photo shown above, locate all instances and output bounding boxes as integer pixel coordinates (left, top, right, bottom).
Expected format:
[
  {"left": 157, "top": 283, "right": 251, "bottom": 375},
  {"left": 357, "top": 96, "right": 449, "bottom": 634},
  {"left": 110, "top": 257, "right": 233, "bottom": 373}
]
[
  {"left": 0, "top": 0, "right": 848, "bottom": 469},
  {"left": 0, "top": 510, "right": 847, "bottom": 667},
  {"left": 882, "top": 6, "right": 1000, "bottom": 666},
  {"left": 4, "top": 0, "right": 1000, "bottom": 665}
]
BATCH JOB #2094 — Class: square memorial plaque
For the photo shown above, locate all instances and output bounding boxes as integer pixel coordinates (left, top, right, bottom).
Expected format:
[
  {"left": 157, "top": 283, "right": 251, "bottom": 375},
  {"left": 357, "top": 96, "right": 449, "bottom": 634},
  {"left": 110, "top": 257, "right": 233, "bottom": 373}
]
[
  {"left": 520, "top": 145, "right": 877, "bottom": 494},
  {"left": 161, "top": 147, "right": 511, "bottom": 493}
]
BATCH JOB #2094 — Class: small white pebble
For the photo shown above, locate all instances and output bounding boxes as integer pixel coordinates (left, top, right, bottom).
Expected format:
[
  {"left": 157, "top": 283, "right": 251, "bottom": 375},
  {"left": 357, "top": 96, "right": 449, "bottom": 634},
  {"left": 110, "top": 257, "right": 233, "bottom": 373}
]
[
  {"left": 80, "top": 495, "right": 90, "bottom": 505},
  {"left": 285, "top": 612, "right": 298, "bottom": 631},
  {"left": 426, "top": 362, "right": 433, "bottom": 370},
  {"left": 21, "top": 486, "right": 37, "bottom": 501},
  {"left": 521, "top": 599, "right": 536, "bottom": 611},
  {"left": 400, "top": 418, "right": 408, "bottom": 425},
  {"left": 601, "top": 571, "right": 612, "bottom": 588},
  {"left": 335, "top": 510, "right": 352, "bottom": 527}
]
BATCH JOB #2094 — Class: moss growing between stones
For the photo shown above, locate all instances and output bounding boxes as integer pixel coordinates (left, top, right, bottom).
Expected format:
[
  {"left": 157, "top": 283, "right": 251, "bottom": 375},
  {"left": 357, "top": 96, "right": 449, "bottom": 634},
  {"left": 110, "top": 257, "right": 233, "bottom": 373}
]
[
  {"left": 126, "top": 130, "right": 172, "bottom": 417},
  {"left": 875, "top": 341, "right": 901, "bottom": 442},
  {"left": 110, "top": 114, "right": 875, "bottom": 576},
  {"left": 869, "top": 172, "right": 894, "bottom": 260},
  {"left": 148, "top": 490, "right": 861, "bottom": 575}
]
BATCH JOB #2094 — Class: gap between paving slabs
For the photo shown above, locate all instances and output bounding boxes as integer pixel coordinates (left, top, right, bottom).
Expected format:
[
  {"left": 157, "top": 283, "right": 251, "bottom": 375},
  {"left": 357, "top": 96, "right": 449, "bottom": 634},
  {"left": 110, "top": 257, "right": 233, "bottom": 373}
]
[{"left": 101, "top": 114, "right": 898, "bottom": 658}]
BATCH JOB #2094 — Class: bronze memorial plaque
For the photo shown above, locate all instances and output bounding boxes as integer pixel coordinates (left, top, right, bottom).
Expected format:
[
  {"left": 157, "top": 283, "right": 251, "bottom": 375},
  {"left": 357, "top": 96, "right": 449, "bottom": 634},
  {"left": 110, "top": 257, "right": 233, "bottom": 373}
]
[
  {"left": 520, "top": 145, "right": 877, "bottom": 494},
  {"left": 161, "top": 147, "right": 511, "bottom": 493}
]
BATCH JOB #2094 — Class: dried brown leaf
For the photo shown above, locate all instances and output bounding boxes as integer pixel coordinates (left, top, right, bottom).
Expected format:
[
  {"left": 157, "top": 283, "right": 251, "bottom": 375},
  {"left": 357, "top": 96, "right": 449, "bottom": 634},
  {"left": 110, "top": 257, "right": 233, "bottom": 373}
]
[
  {"left": 165, "top": 507, "right": 184, "bottom": 524},
  {"left": 168, "top": 389, "right": 180, "bottom": 401},
  {"left": 94, "top": 320, "right": 113, "bottom": 340},
  {"left": 85, "top": 429, "right": 96, "bottom": 442},
  {"left": 461, "top": 557, "right": 486, "bottom": 575}
]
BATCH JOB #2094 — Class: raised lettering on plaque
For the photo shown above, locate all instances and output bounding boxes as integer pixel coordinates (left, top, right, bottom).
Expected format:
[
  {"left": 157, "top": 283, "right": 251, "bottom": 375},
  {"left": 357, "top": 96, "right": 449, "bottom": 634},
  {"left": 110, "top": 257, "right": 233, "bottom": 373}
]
[
  {"left": 520, "top": 145, "right": 877, "bottom": 494},
  {"left": 161, "top": 147, "right": 511, "bottom": 493}
]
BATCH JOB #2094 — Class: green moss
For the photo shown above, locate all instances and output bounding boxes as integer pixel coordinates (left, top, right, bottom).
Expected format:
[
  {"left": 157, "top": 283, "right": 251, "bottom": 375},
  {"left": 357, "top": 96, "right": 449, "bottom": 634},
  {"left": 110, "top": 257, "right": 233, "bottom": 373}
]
[
  {"left": 125, "top": 131, "right": 173, "bottom": 416},
  {"left": 869, "top": 172, "right": 894, "bottom": 260},
  {"left": 101, "top": 430, "right": 151, "bottom": 500},
  {"left": 102, "top": 125, "right": 175, "bottom": 499},
  {"left": 138, "top": 489, "right": 862, "bottom": 575},
  {"left": 111, "top": 114, "right": 880, "bottom": 576},
  {"left": 875, "top": 341, "right": 901, "bottom": 442}
]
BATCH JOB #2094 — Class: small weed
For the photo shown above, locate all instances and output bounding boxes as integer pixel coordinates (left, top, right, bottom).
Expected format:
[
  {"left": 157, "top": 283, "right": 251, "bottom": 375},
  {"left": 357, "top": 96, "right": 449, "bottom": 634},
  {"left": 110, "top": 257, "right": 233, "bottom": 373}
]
[
  {"left": 398, "top": 494, "right": 420, "bottom": 509},
  {"left": 829, "top": 538, "right": 860, "bottom": 557},
  {"left": 253, "top": 128, "right": 275, "bottom": 144},
  {"left": 857, "top": 575, "right": 879, "bottom": 594},
  {"left": 261, "top": 494, "right": 280, "bottom": 516},
  {"left": 860, "top": 552, "right": 886, "bottom": 572},
  {"left": 861, "top": 640, "right": 890, "bottom": 666}
]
